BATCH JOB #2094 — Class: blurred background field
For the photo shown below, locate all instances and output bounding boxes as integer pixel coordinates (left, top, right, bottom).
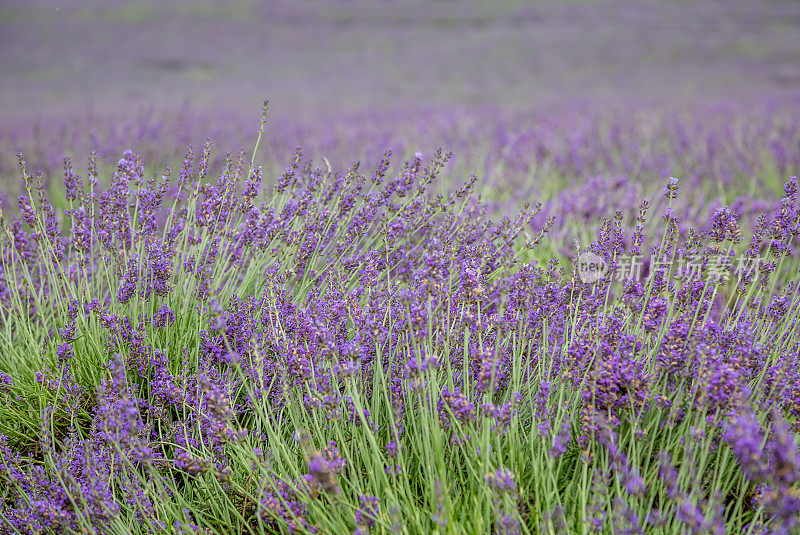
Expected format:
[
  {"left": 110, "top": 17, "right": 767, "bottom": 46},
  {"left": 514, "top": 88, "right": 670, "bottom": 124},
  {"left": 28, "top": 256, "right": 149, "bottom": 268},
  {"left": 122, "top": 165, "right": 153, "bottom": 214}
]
[{"left": 3, "top": 0, "right": 800, "bottom": 119}]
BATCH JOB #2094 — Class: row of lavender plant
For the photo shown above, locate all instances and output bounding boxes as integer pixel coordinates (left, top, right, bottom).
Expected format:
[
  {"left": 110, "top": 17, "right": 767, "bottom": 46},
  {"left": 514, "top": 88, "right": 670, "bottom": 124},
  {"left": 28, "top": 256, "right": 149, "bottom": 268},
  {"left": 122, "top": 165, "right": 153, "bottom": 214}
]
[
  {"left": 0, "top": 103, "right": 798, "bottom": 533},
  {"left": 3, "top": 99, "right": 799, "bottom": 229}
]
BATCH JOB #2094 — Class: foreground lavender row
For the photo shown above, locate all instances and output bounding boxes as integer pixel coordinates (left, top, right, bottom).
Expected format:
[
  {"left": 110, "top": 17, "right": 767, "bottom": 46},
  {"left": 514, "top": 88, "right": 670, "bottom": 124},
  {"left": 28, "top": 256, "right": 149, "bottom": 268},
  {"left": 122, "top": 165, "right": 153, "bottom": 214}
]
[{"left": 0, "top": 111, "right": 799, "bottom": 534}]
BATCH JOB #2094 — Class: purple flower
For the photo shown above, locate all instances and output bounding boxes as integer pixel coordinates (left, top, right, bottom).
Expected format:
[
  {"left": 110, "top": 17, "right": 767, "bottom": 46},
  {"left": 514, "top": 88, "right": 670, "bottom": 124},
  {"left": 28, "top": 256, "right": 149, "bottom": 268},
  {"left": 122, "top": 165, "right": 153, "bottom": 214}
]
[
  {"left": 152, "top": 304, "right": 176, "bottom": 329},
  {"left": 664, "top": 177, "right": 680, "bottom": 199},
  {"left": 723, "top": 409, "right": 769, "bottom": 484},
  {"left": 485, "top": 468, "right": 517, "bottom": 495},
  {"left": 63, "top": 156, "right": 82, "bottom": 201},
  {"left": 767, "top": 414, "right": 800, "bottom": 488},
  {"left": 306, "top": 442, "right": 345, "bottom": 496},
  {"left": 355, "top": 495, "right": 380, "bottom": 528},
  {"left": 438, "top": 387, "right": 476, "bottom": 427},
  {"left": 549, "top": 419, "right": 572, "bottom": 458}
]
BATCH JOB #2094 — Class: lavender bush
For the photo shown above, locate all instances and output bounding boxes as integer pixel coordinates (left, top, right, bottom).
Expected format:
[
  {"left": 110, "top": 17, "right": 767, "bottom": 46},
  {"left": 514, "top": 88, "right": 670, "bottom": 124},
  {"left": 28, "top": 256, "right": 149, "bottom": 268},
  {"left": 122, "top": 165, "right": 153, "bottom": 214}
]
[
  {"left": 3, "top": 99, "right": 798, "bottom": 247},
  {"left": 0, "top": 100, "right": 798, "bottom": 534}
]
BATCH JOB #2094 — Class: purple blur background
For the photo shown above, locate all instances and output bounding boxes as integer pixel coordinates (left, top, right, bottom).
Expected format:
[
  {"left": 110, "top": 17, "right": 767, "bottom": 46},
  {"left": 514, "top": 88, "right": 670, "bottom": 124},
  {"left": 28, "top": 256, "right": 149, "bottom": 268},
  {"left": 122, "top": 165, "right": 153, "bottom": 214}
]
[{"left": 2, "top": 0, "right": 799, "bottom": 126}]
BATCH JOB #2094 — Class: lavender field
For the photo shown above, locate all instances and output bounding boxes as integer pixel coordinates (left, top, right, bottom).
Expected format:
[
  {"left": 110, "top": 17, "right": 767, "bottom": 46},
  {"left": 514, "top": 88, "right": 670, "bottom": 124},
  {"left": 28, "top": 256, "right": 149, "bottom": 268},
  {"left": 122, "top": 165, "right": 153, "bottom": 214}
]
[{"left": 1, "top": 1, "right": 799, "bottom": 534}]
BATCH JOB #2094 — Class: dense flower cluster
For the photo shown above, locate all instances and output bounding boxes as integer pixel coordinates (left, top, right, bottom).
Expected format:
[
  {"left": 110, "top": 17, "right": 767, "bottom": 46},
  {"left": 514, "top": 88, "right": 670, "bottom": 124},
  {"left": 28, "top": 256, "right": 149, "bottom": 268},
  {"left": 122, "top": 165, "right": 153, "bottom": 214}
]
[{"left": 0, "top": 104, "right": 798, "bottom": 533}]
